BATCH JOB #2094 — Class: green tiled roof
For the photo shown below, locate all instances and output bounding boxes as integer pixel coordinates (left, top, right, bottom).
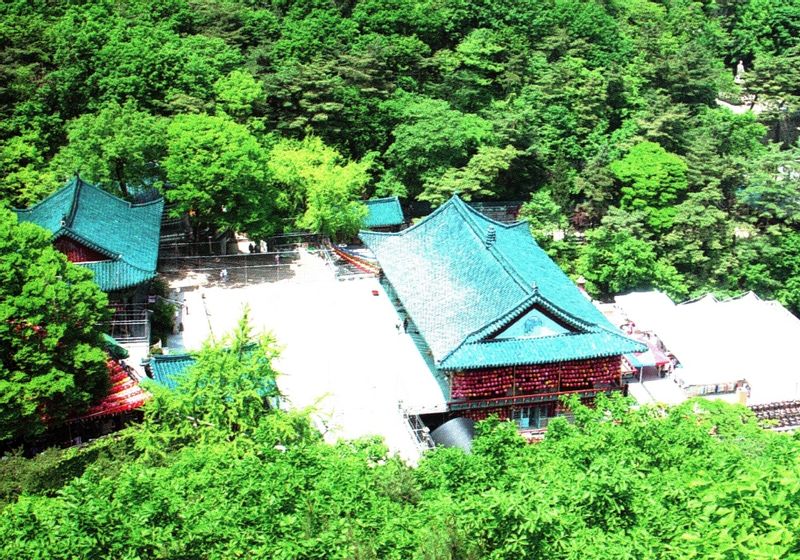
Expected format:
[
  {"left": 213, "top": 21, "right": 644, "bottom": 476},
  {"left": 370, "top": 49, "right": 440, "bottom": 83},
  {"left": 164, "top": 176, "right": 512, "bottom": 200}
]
[
  {"left": 101, "top": 333, "right": 129, "bottom": 360},
  {"left": 150, "top": 353, "right": 196, "bottom": 390},
  {"left": 15, "top": 176, "right": 163, "bottom": 291},
  {"left": 360, "top": 196, "right": 645, "bottom": 370},
  {"left": 443, "top": 332, "right": 644, "bottom": 369},
  {"left": 149, "top": 350, "right": 279, "bottom": 407},
  {"left": 363, "top": 197, "right": 404, "bottom": 228}
]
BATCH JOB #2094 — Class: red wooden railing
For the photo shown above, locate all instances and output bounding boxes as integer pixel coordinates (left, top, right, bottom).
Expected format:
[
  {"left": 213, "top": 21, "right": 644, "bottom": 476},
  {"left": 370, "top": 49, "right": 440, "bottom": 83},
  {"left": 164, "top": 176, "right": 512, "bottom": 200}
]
[{"left": 448, "top": 386, "right": 622, "bottom": 411}]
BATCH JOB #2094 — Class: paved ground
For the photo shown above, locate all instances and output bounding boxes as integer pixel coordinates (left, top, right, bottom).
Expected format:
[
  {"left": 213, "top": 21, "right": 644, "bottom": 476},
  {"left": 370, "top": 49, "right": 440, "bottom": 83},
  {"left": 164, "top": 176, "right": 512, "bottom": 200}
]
[{"left": 164, "top": 248, "right": 446, "bottom": 464}]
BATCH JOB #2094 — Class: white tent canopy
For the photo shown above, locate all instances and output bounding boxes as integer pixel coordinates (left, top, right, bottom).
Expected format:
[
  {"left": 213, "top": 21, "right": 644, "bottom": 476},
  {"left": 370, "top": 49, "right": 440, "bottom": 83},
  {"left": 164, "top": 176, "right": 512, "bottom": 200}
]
[{"left": 615, "top": 291, "right": 800, "bottom": 405}]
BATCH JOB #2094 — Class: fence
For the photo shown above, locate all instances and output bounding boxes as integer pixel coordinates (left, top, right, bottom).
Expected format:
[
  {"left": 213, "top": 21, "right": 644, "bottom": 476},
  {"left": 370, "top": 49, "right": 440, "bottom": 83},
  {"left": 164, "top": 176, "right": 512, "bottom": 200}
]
[
  {"left": 159, "top": 232, "right": 322, "bottom": 258},
  {"left": 105, "top": 305, "right": 150, "bottom": 344},
  {"left": 158, "top": 250, "right": 303, "bottom": 286}
]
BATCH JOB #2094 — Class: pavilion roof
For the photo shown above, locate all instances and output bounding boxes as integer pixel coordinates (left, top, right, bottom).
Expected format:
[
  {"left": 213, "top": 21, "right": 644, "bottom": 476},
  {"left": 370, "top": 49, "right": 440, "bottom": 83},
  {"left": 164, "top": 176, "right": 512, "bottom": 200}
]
[
  {"left": 69, "top": 360, "right": 150, "bottom": 423},
  {"left": 149, "top": 351, "right": 279, "bottom": 406},
  {"left": 360, "top": 196, "right": 643, "bottom": 370},
  {"left": 150, "top": 353, "right": 196, "bottom": 390},
  {"left": 363, "top": 196, "right": 404, "bottom": 228},
  {"left": 15, "top": 176, "right": 163, "bottom": 291}
]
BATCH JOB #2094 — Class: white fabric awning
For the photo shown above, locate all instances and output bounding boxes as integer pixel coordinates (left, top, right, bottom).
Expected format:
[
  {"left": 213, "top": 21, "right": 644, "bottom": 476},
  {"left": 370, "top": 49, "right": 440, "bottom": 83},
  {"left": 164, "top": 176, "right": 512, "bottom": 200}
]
[{"left": 615, "top": 291, "right": 800, "bottom": 405}]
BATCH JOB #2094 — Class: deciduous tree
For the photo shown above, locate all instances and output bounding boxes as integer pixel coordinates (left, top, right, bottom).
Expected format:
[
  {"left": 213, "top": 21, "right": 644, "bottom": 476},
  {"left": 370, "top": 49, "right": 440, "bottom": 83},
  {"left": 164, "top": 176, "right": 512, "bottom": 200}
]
[
  {"left": 50, "top": 101, "right": 166, "bottom": 197},
  {"left": 0, "top": 209, "right": 110, "bottom": 443},
  {"left": 163, "top": 113, "right": 279, "bottom": 240},
  {"left": 268, "top": 136, "right": 371, "bottom": 239}
]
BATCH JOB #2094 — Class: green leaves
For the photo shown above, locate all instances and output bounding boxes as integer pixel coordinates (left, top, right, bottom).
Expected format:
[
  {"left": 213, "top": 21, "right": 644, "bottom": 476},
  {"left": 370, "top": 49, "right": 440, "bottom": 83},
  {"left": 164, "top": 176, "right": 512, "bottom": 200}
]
[
  {"left": 163, "top": 113, "right": 278, "bottom": 239},
  {"left": 610, "top": 141, "right": 689, "bottom": 233},
  {"left": 50, "top": 100, "right": 166, "bottom": 196},
  {"left": 4, "top": 385, "right": 800, "bottom": 558},
  {"left": 0, "top": 209, "right": 109, "bottom": 443},
  {"left": 268, "top": 135, "right": 371, "bottom": 239},
  {"left": 381, "top": 92, "right": 495, "bottom": 198},
  {"left": 419, "top": 144, "right": 520, "bottom": 207}
]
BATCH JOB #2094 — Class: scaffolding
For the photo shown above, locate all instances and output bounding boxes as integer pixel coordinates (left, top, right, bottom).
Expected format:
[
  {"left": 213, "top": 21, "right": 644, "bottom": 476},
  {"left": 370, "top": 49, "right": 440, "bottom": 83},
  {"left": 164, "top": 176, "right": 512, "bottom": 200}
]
[
  {"left": 400, "top": 403, "right": 435, "bottom": 451},
  {"left": 106, "top": 305, "right": 150, "bottom": 344}
]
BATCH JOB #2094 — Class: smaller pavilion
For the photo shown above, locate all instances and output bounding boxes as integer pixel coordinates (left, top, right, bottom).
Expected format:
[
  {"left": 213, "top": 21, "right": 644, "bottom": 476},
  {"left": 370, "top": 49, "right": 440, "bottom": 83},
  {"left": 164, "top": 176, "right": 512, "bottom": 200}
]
[
  {"left": 147, "top": 351, "right": 281, "bottom": 409},
  {"left": 14, "top": 175, "right": 163, "bottom": 294},
  {"left": 148, "top": 353, "right": 197, "bottom": 389}
]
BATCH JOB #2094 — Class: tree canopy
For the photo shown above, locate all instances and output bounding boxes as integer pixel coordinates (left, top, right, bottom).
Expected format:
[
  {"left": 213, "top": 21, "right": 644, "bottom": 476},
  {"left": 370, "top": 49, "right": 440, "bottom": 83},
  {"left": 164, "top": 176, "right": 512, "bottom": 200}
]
[
  {"left": 3, "top": 0, "right": 799, "bottom": 304},
  {"left": 4, "top": 4, "right": 800, "bottom": 554},
  {"left": 3, "top": 366, "right": 800, "bottom": 558},
  {"left": 0, "top": 209, "right": 110, "bottom": 443}
]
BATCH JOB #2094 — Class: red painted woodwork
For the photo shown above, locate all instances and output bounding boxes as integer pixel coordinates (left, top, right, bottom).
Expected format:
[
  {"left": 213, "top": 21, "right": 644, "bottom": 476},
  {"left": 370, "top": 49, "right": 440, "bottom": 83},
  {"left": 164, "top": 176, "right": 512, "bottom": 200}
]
[
  {"left": 450, "top": 356, "right": 622, "bottom": 399},
  {"left": 72, "top": 359, "right": 150, "bottom": 422},
  {"left": 54, "top": 236, "right": 109, "bottom": 263},
  {"left": 461, "top": 406, "right": 510, "bottom": 422}
]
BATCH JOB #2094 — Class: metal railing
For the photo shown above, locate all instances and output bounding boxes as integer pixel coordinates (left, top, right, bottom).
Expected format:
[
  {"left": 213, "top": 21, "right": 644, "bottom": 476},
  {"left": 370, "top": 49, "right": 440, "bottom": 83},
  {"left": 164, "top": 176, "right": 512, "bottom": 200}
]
[
  {"left": 400, "top": 404, "right": 435, "bottom": 451},
  {"left": 448, "top": 386, "right": 621, "bottom": 412},
  {"left": 105, "top": 307, "right": 150, "bottom": 343},
  {"left": 157, "top": 250, "right": 301, "bottom": 285}
]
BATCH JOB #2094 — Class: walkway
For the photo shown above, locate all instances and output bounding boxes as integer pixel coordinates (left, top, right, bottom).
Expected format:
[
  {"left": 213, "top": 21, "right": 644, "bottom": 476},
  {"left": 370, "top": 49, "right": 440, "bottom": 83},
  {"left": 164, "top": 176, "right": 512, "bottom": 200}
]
[{"left": 167, "top": 248, "right": 446, "bottom": 464}]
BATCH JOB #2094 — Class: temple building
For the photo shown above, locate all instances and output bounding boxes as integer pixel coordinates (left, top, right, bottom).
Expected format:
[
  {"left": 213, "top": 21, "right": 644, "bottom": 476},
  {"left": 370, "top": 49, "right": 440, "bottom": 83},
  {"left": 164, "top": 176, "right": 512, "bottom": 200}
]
[
  {"left": 360, "top": 195, "right": 644, "bottom": 428},
  {"left": 15, "top": 176, "right": 164, "bottom": 343},
  {"left": 15, "top": 175, "right": 163, "bottom": 293}
]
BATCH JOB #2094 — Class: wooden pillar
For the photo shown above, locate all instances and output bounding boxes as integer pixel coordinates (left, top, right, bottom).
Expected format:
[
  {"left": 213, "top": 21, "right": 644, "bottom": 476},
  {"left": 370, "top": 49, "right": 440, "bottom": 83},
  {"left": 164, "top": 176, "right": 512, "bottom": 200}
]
[{"left": 512, "top": 364, "right": 517, "bottom": 397}]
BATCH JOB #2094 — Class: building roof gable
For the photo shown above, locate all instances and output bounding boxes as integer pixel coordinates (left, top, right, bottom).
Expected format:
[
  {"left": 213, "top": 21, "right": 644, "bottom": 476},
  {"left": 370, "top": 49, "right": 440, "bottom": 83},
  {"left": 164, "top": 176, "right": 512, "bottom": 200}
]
[
  {"left": 15, "top": 176, "right": 163, "bottom": 291},
  {"left": 150, "top": 353, "right": 196, "bottom": 390},
  {"left": 360, "top": 196, "right": 644, "bottom": 369},
  {"left": 363, "top": 196, "right": 405, "bottom": 228}
]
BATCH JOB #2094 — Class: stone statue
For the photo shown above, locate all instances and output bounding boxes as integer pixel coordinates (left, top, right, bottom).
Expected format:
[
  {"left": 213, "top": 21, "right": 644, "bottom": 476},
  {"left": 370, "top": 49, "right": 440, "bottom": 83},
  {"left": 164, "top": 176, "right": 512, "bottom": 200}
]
[{"left": 735, "top": 59, "right": 745, "bottom": 83}]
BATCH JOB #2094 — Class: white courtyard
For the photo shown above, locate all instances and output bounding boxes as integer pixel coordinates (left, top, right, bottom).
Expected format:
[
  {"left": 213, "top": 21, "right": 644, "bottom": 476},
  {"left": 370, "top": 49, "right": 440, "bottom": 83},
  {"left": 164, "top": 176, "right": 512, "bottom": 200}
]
[{"left": 164, "top": 248, "right": 447, "bottom": 464}]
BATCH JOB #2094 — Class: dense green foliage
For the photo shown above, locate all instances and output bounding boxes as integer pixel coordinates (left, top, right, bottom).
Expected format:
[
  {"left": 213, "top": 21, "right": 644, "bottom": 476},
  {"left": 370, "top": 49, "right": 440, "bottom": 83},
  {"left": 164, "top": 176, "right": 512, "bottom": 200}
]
[
  {"left": 2, "top": 0, "right": 800, "bottom": 302},
  {"left": 5, "top": 4, "right": 800, "bottom": 555},
  {"left": 2, "top": 327, "right": 800, "bottom": 558},
  {"left": 0, "top": 209, "right": 110, "bottom": 443}
]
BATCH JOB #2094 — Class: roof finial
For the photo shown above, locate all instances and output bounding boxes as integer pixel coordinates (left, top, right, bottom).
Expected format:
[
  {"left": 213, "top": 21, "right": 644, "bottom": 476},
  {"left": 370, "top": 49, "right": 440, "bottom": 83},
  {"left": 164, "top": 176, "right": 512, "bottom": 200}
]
[{"left": 485, "top": 225, "right": 496, "bottom": 248}]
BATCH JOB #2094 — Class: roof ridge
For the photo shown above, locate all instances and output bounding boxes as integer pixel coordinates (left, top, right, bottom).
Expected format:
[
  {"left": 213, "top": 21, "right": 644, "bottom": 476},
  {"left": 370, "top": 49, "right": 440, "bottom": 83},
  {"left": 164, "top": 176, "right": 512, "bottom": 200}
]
[
  {"left": 151, "top": 353, "right": 195, "bottom": 362},
  {"left": 64, "top": 176, "right": 85, "bottom": 227},
  {"left": 358, "top": 229, "right": 395, "bottom": 238},
  {"left": 452, "top": 197, "right": 531, "bottom": 293},
  {"left": 79, "top": 179, "right": 139, "bottom": 209},
  {"left": 440, "top": 330, "right": 647, "bottom": 370},
  {"left": 12, "top": 176, "right": 78, "bottom": 214},
  {"left": 129, "top": 196, "right": 166, "bottom": 208},
  {"left": 366, "top": 195, "right": 400, "bottom": 203}
]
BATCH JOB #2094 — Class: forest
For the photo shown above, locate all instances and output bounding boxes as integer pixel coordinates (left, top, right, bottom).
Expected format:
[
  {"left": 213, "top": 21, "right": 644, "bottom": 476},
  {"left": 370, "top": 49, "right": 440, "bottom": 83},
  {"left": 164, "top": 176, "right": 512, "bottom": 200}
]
[
  {"left": 3, "top": 317, "right": 800, "bottom": 559},
  {"left": 1, "top": 0, "right": 800, "bottom": 306},
  {"left": 3, "top": 1, "right": 800, "bottom": 556}
]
